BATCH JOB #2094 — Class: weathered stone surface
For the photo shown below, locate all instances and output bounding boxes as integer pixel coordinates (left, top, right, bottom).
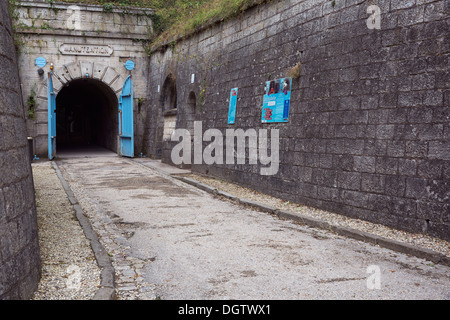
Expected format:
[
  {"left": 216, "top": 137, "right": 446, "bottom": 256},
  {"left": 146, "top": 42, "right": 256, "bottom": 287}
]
[
  {"left": 15, "top": 1, "right": 153, "bottom": 157},
  {"left": 144, "top": 0, "right": 449, "bottom": 240},
  {"left": 0, "top": 0, "right": 41, "bottom": 300}
]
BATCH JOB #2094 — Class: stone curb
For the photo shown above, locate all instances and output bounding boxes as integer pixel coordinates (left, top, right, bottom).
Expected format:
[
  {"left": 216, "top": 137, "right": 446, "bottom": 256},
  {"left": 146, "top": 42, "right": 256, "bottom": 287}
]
[
  {"left": 178, "top": 177, "right": 219, "bottom": 194},
  {"left": 52, "top": 161, "right": 116, "bottom": 300},
  {"left": 174, "top": 176, "right": 450, "bottom": 267}
]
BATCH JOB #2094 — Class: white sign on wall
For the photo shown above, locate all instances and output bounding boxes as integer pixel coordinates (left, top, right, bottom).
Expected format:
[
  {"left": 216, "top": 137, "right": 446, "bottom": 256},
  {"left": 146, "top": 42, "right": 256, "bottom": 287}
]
[{"left": 59, "top": 43, "right": 114, "bottom": 56}]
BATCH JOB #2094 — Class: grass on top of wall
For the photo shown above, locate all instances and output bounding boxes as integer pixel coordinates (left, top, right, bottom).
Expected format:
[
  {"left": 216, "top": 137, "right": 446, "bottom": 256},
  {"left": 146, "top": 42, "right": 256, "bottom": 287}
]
[
  {"left": 149, "top": 0, "right": 273, "bottom": 50},
  {"left": 20, "top": 0, "right": 273, "bottom": 50}
]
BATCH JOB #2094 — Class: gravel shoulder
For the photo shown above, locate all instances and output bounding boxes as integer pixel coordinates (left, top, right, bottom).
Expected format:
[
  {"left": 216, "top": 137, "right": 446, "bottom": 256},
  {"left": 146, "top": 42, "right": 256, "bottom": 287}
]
[{"left": 31, "top": 162, "right": 101, "bottom": 300}]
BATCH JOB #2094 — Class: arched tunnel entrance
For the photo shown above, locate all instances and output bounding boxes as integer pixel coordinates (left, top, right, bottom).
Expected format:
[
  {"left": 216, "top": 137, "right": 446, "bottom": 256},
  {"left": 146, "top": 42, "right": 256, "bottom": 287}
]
[{"left": 56, "top": 78, "right": 118, "bottom": 154}]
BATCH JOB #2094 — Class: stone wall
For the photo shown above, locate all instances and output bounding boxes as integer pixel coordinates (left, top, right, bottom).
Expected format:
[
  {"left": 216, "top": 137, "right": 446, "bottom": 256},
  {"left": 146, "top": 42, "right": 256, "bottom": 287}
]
[
  {"left": 15, "top": 0, "right": 153, "bottom": 156},
  {"left": 0, "top": 0, "right": 41, "bottom": 299},
  {"left": 144, "top": 0, "right": 449, "bottom": 240}
]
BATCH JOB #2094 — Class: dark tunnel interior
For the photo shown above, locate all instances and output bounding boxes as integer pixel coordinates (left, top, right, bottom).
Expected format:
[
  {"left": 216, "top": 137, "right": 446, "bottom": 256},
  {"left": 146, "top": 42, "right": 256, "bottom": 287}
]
[{"left": 56, "top": 78, "right": 118, "bottom": 153}]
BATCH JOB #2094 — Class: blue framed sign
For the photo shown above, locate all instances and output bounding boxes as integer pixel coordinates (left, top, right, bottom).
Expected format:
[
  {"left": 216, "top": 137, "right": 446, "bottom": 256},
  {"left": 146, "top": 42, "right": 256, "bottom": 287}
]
[
  {"left": 261, "top": 77, "right": 292, "bottom": 123},
  {"left": 35, "top": 57, "right": 47, "bottom": 68},
  {"left": 228, "top": 88, "right": 238, "bottom": 124},
  {"left": 124, "top": 60, "right": 135, "bottom": 71}
]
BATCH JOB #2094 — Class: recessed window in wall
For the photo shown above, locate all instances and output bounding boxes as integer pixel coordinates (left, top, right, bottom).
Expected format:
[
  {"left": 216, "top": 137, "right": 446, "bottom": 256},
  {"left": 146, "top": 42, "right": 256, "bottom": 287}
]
[
  {"left": 161, "top": 74, "right": 177, "bottom": 141},
  {"left": 187, "top": 91, "right": 197, "bottom": 135},
  {"left": 161, "top": 74, "right": 177, "bottom": 114}
]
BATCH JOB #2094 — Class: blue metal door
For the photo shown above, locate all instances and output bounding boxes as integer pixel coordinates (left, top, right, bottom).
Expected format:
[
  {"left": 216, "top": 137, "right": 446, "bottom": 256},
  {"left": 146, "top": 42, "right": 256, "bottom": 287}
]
[
  {"left": 119, "top": 75, "right": 134, "bottom": 157},
  {"left": 48, "top": 72, "right": 56, "bottom": 160}
]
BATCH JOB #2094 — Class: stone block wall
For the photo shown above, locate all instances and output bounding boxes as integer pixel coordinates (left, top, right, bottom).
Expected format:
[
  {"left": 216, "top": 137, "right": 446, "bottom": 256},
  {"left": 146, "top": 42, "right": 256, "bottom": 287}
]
[
  {"left": 0, "top": 0, "right": 41, "bottom": 299},
  {"left": 15, "top": 0, "right": 153, "bottom": 156},
  {"left": 145, "top": 0, "right": 449, "bottom": 240}
]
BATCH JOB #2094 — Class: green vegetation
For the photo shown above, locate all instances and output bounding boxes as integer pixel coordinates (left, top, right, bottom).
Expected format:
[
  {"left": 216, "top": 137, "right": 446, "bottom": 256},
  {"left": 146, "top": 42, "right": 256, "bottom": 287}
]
[
  {"left": 25, "top": 0, "right": 273, "bottom": 49},
  {"left": 27, "top": 86, "right": 37, "bottom": 120},
  {"left": 150, "top": 0, "right": 272, "bottom": 49},
  {"left": 7, "top": 0, "right": 26, "bottom": 52}
]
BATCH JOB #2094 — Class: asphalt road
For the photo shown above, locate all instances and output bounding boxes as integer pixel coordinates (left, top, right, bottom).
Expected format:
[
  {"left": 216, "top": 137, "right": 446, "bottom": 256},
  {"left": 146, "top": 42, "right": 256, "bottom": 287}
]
[{"left": 56, "top": 150, "right": 450, "bottom": 300}]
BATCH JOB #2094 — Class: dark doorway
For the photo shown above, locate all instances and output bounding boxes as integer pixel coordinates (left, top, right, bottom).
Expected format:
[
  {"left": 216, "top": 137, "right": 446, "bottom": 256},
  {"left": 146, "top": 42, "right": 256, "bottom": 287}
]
[{"left": 56, "top": 78, "right": 118, "bottom": 153}]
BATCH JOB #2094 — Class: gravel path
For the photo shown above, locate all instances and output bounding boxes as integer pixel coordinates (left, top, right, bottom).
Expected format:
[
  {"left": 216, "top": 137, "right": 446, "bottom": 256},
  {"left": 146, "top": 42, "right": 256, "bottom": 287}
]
[{"left": 31, "top": 162, "right": 100, "bottom": 300}]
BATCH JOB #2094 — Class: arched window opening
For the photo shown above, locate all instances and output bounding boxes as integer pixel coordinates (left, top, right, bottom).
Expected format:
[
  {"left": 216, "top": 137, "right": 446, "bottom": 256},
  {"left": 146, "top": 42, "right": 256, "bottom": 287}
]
[
  {"left": 161, "top": 74, "right": 177, "bottom": 141},
  {"left": 161, "top": 74, "right": 177, "bottom": 114},
  {"left": 187, "top": 91, "right": 196, "bottom": 135}
]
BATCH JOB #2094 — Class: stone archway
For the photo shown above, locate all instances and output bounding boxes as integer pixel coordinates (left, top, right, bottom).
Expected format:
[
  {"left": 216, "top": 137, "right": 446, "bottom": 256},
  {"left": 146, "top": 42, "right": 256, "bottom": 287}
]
[
  {"left": 48, "top": 61, "right": 125, "bottom": 98},
  {"left": 35, "top": 61, "right": 126, "bottom": 155},
  {"left": 15, "top": 1, "right": 151, "bottom": 158}
]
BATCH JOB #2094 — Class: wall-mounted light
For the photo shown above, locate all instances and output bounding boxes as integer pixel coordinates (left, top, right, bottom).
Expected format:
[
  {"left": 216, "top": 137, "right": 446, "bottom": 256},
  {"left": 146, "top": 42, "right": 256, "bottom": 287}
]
[
  {"left": 50, "top": 63, "right": 54, "bottom": 71},
  {"left": 38, "top": 68, "right": 44, "bottom": 76}
]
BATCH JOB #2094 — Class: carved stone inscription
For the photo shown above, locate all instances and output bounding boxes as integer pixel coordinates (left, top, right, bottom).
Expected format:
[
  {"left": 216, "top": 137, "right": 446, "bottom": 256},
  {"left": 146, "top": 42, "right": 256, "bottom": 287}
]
[{"left": 59, "top": 43, "right": 114, "bottom": 56}]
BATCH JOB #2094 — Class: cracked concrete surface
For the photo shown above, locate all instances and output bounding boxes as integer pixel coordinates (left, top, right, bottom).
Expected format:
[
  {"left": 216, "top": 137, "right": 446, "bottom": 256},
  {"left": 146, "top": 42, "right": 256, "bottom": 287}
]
[{"left": 55, "top": 151, "right": 450, "bottom": 300}]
